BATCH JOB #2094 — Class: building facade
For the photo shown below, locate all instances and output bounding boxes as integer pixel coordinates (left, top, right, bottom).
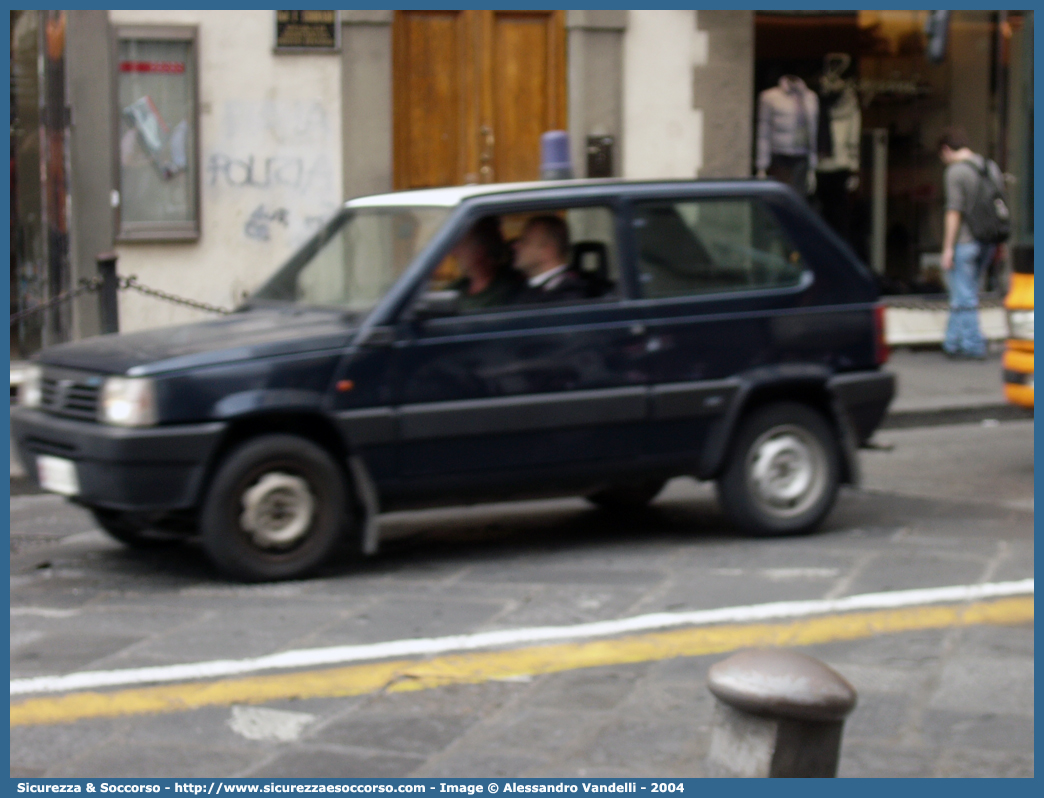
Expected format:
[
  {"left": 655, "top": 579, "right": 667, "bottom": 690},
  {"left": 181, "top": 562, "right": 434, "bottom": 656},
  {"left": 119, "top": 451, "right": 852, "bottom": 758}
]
[{"left": 9, "top": 10, "right": 1032, "bottom": 353}]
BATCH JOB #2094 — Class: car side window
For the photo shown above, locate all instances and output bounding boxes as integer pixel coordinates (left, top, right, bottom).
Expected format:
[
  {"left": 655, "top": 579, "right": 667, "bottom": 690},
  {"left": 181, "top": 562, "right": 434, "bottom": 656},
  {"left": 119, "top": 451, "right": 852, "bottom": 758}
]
[
  {"left": 424, "top": 205, "right": 621, "bottom": 313},
  {"left": 633, "top": 198, "right": 806, "bottom": 299}
]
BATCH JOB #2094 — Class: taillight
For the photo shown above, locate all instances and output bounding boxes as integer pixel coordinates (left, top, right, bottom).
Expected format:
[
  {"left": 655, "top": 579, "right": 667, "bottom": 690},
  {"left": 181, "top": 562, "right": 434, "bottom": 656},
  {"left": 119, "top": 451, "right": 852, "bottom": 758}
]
[{"left": 874, "top": 303, "right": 889, "bottom": 364}]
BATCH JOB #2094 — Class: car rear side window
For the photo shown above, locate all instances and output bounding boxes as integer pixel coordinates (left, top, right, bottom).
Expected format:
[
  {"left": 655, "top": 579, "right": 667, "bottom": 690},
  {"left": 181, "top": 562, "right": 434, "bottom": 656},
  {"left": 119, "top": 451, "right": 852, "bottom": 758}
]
[{"left": 633, "top": 198, "right": 806, "bottom": 299}]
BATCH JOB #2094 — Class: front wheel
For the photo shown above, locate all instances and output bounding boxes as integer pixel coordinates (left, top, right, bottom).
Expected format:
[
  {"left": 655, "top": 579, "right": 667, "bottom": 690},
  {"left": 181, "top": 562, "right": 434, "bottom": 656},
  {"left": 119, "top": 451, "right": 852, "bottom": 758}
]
[
  {"left": 716, "top": 402, "right": 840, "bottom": 536},
  {"left": 200, "top": 435, "right": 353, "bottom": 582}
]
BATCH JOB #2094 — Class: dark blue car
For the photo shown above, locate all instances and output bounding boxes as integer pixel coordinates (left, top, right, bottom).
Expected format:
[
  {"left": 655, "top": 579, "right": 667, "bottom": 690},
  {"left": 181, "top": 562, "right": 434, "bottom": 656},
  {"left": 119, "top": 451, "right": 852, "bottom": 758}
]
[{"left": 12, "top": 179, "right": 894, "bottom": 581}]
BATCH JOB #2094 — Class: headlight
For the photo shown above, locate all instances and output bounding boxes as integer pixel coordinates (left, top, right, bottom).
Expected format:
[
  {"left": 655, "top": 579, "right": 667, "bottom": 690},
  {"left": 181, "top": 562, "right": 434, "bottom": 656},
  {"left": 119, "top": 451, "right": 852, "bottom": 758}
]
[
  {"left": 18, "top": 364, "right": 42, "bottom": 408},
  {"left": 1007, "top": 309, "right": 1034, "bottom": 341},
  {"left": 100, "top": 377, "right": 157, "bottom": 427}
]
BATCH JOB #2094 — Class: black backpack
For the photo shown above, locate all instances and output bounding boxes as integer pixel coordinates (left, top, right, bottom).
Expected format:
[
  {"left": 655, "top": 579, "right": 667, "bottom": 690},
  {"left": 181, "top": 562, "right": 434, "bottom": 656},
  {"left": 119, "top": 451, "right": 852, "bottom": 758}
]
[{"left": 964, "top": 158, "right": 1011, "bottom": 244}]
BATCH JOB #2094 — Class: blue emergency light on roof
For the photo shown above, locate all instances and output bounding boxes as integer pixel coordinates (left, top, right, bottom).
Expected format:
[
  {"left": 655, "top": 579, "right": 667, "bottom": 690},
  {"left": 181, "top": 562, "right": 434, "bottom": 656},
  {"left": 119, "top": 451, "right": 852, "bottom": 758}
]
[{"left": 540, "top": 130, "right": 572, "bottom": 180}]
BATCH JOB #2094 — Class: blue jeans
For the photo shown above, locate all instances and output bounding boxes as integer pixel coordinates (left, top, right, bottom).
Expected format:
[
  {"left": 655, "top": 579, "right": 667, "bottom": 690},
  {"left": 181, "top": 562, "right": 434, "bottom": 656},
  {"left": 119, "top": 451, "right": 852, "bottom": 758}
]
[{"left": 943, "top": 241, "right": 995, "bottom": 357}]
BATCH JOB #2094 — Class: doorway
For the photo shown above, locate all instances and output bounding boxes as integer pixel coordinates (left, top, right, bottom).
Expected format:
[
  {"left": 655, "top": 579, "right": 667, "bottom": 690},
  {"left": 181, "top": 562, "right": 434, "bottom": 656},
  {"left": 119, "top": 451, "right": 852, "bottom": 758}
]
[{"left": 392, "top": 10, "right": 567, "bottom": 190}]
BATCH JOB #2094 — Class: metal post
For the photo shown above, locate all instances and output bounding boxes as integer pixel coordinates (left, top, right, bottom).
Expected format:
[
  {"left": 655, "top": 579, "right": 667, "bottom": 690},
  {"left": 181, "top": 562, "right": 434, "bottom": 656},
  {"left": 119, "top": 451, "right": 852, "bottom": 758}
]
[
  {"left": 96, "top": 251, "right": 119, "bottom": 334},
  {"left": 870, "top": 128, "right": 888, "bottom": 276},
  {"left": 705, "top": 649, "right": 857, "bottom": 778}
]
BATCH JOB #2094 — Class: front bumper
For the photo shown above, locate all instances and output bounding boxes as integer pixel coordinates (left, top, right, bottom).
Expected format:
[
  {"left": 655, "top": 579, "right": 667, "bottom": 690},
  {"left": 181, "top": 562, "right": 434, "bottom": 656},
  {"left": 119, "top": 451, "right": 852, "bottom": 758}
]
[{"left": 11, "top": 407, "right": 226, "bottom": 511}]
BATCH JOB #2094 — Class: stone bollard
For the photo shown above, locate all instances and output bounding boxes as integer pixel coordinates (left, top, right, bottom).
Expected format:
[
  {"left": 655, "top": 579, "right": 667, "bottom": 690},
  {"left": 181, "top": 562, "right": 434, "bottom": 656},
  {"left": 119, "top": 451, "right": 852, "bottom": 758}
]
[{"left": 705, "top": 649, "right": 857, "bottom": 778}]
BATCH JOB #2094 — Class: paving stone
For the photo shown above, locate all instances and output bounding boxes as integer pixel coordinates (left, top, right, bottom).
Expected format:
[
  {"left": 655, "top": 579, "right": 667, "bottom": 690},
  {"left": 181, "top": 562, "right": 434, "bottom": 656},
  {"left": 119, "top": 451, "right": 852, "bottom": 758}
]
[
  {"left": 934, "top": 749, "right": 1034, "bottom": 778},
  {"left": 644, "top": 654, "right": 714, "bottom": 686},
  {"left": 360, "top": 680, "right": 527, "bottom": 717},
  {"left": 7, "top": 420, "right": 1034, "bottom": 779},
  {"left": 311, "top": 597, "right": 507, "bottom": 646},
  {"left": 10, "top": 766, "right": 46, "bottom": 777},
  {"left": 654, "top": 569, "right": 839, "bottom": 613},
  {"left": 467, "top": 708, "right": 605, "bottom": 756},
  {"left": 317, "top": 713, "right": 476, "bottom": 755},
  {"left": 48, "top": 743, "right": 261, "bottom": 778},
  {"left": 836, "top": 743, "right": 940, "bottom": 778},
  {"left": 987, "top": 549, "right": 1037, "bottom": 582},
  {"left": 249, "top": 746, "right": 424, "bottom": 778},
  {"left": 821, "top": 662, "right": 928, "bottom": 696},
  {"left": 839, "top": 551, "right": 988, "bottom": 596},
  {"left": 929, "top": 656, "right": 1034, "bottom": 716},
  {"left": 529, "top": 763, "right": 653, "bottom": 779},
  {"left": 10, "top": 717, "right": 126, "bottom": 772},
  {"left": 843, "top": 692, "right": 911, "bottom": 741},
  {"left": 526, "top": 665, "right": 648, "bottom": 711},
  {"left": 101, "top": 603, "right": 357, "bottom": 666},
  {"left": 801, "top": 628, "right": 949, "bottom": 670},
  {"left": 922, "top": 710, "right": 1035, "bottom": 753},
  {"left": 416, "top": 749, "right": 550, "bottom": 778},
  {"left": 464, "top": 563, "right": 668, "bottom": 588},
  {"left": 567, "top": 714, "right": 708, "bottom": 775},
  {"left": 954, "top": 623, "right": 1035, "bottom": 659},
  {"left": 620, "top": 678, "right": 714, "bottom": 720},
  {"left": 11, "top": 633, "right": 144, "bottom": 677}
]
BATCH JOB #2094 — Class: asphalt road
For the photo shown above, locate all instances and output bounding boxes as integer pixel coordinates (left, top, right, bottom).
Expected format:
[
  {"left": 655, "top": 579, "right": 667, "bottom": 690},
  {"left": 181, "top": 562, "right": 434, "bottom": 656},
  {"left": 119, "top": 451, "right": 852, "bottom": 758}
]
[{"left": 9, "top": 419, "right": 1034, "bottom": 778}]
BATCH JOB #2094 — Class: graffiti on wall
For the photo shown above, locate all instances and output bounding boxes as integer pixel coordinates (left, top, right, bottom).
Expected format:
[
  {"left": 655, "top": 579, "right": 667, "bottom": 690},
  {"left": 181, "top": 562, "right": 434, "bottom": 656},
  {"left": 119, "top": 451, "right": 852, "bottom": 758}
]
[
  {"left": 206, "top": 153, "right": 331, "bottom": 193},
  {"left": 244, "top": 205, "right": 288, "bottom": 241},
  {"left": 210, "top": 99, "right": 338, "bottom": 244}
]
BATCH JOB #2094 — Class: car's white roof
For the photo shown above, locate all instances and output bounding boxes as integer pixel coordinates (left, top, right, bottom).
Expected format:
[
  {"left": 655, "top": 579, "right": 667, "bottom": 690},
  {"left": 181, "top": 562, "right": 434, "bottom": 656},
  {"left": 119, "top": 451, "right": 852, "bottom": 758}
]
[{"left": 345, "top": 179, "right": 625, "bottom": 209}]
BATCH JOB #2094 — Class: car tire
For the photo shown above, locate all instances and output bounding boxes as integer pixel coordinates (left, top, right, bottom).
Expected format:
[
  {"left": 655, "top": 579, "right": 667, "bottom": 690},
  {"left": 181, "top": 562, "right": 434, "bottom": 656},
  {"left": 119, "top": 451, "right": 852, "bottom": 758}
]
[
  {"left": 90, "top": 508, "right": 181, "bottom": 549},
  {"left": 200, "top": 435, "right": 353, "bottom": 582},
  {"left": 587, "top": 479, "right": 666, "bottom": 510},
  {"left": 716, "top": 402, "right": 840, "bottom": 536}
]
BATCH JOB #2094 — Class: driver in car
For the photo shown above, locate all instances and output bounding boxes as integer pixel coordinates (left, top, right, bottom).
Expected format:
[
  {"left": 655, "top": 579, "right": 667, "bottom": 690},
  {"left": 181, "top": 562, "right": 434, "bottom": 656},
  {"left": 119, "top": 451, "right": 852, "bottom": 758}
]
[{"left": 447, "top": 216, "right": 524, "bottom": 311}]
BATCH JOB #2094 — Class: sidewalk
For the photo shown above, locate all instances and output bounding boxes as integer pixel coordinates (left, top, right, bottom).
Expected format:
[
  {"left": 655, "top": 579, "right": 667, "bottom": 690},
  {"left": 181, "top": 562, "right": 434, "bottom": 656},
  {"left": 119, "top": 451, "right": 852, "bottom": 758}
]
[{"left": 881, "top": 345, "right": 1027, "bottom": 429}]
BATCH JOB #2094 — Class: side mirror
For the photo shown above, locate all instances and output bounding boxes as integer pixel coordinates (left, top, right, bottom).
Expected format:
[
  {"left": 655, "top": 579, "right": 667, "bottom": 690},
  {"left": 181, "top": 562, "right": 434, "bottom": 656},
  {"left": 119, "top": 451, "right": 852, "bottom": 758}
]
[{"left": 412, "top": 289, "right": 461, "bottom": 320}]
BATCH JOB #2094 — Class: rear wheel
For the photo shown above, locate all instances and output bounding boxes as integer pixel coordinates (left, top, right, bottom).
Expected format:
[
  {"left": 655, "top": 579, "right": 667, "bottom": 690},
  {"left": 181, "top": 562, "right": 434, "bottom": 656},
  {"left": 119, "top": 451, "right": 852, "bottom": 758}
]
[
  {"left": 716, "top": 402, "right": 840, "bottom": 536},
  {"left": 200, "top": 435, "right": 353, "bottom": 582},
  {"left": 587, "top": 479, "right": 666, "bottom": 510}
]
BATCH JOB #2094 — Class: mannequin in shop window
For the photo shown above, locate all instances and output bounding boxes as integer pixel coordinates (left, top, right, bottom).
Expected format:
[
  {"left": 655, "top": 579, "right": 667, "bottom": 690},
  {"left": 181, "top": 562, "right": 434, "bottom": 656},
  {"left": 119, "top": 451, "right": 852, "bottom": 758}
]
[
  {"left": 756, "top": 72, "right": 819, "bottom": 198},
  {"left": 815, "top": 53, "right": 862, "bottom": 244}
]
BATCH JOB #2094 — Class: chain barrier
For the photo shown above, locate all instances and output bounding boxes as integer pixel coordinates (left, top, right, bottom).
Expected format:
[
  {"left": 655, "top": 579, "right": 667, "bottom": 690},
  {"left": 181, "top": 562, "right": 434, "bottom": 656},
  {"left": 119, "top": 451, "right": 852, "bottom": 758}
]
[
  {"left": 9, "top": 275, "right": 232, "bottom": 325},
  {"left": 119, "top": 275, "right": 233, "bottom": 315},
  {"left": 10, "top": 278, "right": 102, "bottom": 325}
]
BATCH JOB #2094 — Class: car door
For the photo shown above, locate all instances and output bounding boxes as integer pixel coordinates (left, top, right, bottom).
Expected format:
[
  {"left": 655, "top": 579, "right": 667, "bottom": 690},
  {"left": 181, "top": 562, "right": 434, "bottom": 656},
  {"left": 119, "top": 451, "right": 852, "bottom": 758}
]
[
  {"left": 626, "top": 192, "right": 824, "bottom": 468},
  {"left": 386, "top": 202, "right": 651, "bottom": 500}
]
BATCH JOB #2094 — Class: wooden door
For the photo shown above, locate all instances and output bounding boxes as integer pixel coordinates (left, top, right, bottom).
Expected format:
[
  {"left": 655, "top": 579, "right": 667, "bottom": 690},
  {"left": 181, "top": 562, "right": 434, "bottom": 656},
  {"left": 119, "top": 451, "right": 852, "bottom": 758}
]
[{"left": 393, "top": 10, "right": 566, "bottom": 190}]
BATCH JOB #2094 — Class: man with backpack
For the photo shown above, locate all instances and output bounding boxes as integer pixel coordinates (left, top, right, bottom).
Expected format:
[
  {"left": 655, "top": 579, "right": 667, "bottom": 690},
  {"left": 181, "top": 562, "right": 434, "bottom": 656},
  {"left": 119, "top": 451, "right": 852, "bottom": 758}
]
[{"left": 937, "top": 126, "right": 1010, "bottom": 359}]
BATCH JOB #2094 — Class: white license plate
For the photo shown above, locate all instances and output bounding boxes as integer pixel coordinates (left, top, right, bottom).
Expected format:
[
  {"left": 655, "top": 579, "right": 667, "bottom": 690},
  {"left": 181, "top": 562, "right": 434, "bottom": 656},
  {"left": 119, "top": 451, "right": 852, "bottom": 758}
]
[{"left": 37, "top": 455, "right": 80, "bottom": 496}]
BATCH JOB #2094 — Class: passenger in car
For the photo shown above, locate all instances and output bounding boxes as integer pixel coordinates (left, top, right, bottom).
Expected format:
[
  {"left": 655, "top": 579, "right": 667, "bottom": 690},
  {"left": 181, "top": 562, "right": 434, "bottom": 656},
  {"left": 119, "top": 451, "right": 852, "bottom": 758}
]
[
  {"left": 511, "top": 215, "right": 589, "bottom": 304},
  {"left": 447, "top": 216, "right": 525, "bottom": 311}
]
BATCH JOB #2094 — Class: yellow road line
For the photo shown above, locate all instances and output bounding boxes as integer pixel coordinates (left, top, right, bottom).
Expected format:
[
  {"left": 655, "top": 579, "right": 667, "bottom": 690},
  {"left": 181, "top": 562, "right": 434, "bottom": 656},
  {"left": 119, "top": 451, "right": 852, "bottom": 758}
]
[{"left": 11, "top": 596, "right": 1032, "bottom": 727}]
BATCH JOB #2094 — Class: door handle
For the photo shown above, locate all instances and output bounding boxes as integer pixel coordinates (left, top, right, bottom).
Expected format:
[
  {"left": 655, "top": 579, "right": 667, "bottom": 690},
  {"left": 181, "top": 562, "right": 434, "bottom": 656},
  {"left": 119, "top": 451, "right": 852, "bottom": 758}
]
[{"left": 479, "top": 125, "right": 494, "bottom": 183}]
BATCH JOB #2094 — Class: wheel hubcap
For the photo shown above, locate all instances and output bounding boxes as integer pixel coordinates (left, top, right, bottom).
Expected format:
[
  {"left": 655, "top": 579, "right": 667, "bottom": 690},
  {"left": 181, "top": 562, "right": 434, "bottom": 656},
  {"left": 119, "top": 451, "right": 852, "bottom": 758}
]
[
  {"left": 747, "top": 425, "right": 825, "bottom": 518},
  {"left": 239, "top": 472, "right": 315, "bottom": 549}
]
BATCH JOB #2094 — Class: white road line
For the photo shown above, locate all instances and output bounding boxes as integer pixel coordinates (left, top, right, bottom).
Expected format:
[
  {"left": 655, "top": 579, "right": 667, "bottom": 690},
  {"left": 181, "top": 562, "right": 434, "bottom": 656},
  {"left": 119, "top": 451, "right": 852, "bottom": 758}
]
[
  {"left": 10, "top": 607, "right": 81, "bottom": 619},
  {"left": 9, "top": 578, "right": 1033, "bottom": 697}
]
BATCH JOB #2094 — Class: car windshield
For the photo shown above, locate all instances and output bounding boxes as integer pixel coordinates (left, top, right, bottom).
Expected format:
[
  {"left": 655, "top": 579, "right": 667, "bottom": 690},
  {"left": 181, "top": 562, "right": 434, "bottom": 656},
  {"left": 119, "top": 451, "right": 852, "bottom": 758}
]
[{"left": 251, "top": 206, "right": 451, "bottom": 310}]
